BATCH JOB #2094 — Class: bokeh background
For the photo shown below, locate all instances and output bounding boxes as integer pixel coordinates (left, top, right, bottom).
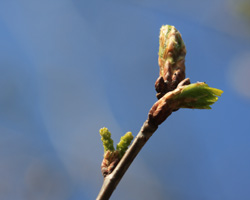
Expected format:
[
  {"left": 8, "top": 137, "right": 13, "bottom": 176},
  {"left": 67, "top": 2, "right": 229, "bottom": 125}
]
[{"left": 1, "top": 0, "right": 250, "bottom": 199}]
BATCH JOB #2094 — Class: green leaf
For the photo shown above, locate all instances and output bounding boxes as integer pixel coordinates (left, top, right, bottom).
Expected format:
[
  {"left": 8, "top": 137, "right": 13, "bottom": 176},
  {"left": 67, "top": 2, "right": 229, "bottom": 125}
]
[{"left": 174, "top": 82, "right": 223, "bottom": 109}]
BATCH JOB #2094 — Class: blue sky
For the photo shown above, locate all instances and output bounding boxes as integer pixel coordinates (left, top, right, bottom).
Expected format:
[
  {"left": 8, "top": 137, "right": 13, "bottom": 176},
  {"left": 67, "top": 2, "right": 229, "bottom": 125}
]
[{"left": 0, "top": 0, "right": 250, "bottom": 199}]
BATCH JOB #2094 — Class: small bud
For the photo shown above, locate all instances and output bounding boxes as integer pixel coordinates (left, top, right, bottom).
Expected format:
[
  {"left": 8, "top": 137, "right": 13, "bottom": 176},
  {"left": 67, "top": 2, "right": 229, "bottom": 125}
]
[{"left": 99, "top": 128, "right": 133, "bottom": 177}]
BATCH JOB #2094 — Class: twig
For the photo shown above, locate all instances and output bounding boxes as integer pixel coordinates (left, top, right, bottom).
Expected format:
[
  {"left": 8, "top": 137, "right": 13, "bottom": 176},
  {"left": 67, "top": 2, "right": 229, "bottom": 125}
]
[
  {"left": 96, "top": 25, "right": 223, "bottom": 200},
  {"left": 96, "top": 79, "right": 190, "bottom": 200},
  {"left": 96, "top": 119, "right": 158, "bottom": 200}
]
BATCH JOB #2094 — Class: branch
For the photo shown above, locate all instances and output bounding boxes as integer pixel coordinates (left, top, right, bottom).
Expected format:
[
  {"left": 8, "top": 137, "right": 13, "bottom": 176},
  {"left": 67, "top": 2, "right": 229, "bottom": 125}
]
[
  {"left": 96, "top": 24, "right": 223, "bottom": 199},
  {"left": 96, "top": 120, "right": 157, "bottom": 200},
  {"left": 97, "top": 80, "right": 222, "bottom": 200}
]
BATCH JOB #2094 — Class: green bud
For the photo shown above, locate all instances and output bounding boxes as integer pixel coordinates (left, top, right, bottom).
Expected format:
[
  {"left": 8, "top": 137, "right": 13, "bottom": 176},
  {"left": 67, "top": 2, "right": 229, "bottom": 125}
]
[
  {"left": 158, "top": 25, "right": 186, "bottom": 77},
  {"left": 116, "top": 132, "right": 134, "bottom": 158},
  {"left": 174, "top": 82, "right": 223, "bottom": 109},
  {"left": 100, "top": 127, "right": 115, "bottom": 153}
]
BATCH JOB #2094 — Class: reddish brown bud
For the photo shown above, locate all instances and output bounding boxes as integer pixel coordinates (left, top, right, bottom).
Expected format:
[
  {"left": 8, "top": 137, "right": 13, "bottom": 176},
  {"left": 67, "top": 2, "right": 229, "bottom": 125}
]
[{"left": 101, "top": 151, "right": 120, "bottom": 177}]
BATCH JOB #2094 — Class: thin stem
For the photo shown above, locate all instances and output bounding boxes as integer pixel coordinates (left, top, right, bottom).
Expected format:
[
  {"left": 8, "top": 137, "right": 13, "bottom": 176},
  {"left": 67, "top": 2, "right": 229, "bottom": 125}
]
[{"left": 96, "top": 120, "right": 158, "bottom": 200}]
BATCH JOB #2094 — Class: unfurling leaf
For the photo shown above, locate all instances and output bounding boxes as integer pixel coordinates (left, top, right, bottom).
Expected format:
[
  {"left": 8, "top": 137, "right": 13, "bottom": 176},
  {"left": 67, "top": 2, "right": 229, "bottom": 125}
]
[{"left": 174, "top": 82, "right": 223, "bottom": 109}]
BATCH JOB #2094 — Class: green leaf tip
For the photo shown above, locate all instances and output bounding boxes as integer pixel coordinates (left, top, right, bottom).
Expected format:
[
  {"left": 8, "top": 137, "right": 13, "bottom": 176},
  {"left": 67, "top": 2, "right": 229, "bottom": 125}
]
[
  {"left": 116, "top": 132, "right": 134, "bottom": 158},
  {"left": 99, "top": 127, "right": 115, "bottom": 153},
  {"left": 174, "top": 82, "right": 223, "bottom": 109}
]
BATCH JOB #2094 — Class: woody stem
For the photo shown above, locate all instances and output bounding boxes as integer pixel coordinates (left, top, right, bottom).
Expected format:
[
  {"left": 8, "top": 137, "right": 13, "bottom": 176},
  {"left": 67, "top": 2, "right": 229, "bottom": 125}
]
[{"left": 96, "top": 120, "right": 158, "bottom": 200}]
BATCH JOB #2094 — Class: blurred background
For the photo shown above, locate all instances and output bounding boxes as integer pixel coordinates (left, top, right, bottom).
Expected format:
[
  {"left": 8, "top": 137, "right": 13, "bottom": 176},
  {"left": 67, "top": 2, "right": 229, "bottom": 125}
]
[{"left": 0, "top": 0, "right": 250, "bottom": 199}]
